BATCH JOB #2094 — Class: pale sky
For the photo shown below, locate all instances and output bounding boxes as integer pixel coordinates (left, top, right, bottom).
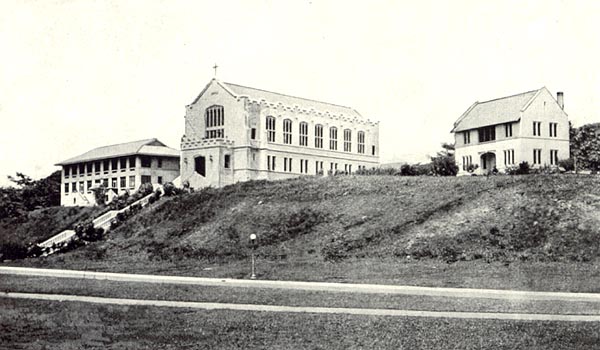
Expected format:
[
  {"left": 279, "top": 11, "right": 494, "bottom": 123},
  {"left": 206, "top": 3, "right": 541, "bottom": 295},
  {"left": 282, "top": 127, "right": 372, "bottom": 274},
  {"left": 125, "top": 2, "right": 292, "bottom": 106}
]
[{"left": 1, "top": 0, "right": 599, "bottom": 186}]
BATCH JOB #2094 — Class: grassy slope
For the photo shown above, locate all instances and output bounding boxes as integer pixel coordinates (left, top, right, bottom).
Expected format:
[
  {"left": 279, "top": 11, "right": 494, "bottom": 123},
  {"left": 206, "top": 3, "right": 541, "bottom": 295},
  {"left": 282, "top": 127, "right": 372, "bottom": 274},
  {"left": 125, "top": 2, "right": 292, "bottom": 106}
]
[{"left": 7, "top": 174, "right": 600, "bottom": 290}]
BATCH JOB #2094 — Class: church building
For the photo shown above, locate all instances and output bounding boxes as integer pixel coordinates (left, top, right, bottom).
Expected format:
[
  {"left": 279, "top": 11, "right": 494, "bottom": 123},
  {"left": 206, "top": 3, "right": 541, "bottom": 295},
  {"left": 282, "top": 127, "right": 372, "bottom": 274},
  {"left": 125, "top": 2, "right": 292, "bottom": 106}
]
[{"left": 180, "top": 79, "right": 380, "bottom": 189}]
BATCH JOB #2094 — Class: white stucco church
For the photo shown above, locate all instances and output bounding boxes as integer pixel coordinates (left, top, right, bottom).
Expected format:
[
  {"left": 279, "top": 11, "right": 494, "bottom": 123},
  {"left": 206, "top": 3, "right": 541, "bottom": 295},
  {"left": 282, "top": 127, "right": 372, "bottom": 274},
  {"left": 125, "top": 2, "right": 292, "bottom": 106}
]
[{"left": 180, "top": 79, "right": 380, "bottom": 189}]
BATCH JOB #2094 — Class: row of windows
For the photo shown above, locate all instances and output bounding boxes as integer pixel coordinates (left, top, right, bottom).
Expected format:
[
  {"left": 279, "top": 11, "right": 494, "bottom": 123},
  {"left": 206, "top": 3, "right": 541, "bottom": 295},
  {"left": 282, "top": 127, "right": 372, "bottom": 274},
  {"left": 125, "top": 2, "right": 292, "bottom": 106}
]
[
  {"left": 464, "top": 121, "right": 559, "bottom": 145},
  {"left": 503, "top": 149, "right": 515, "bottom": 166},
  {"left": 266, "top": 155, "right": 366, "bottom": 175},
  {"left": 64, "top": 156, "right": 161, "bottom": 178},
  {"left": 205, "top": 105, "right": 225, "bottom": 139},
  {"left": 533, "top": 121, "right": 559, "bottom": 137},
  {"left": 63, "top": 175, "right": 163, "bottom": 194},
  {"left": 265, "top": 116, "right": 370, "bottom": 154},
  {"left": 534, "top": 149, "right": 560, "bottom": 165}
]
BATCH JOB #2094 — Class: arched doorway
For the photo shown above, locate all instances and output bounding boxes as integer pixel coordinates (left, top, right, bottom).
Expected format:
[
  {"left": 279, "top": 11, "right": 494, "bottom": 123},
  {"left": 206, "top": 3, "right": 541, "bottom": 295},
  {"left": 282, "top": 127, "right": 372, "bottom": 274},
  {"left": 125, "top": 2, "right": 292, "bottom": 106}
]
[{"left": 480, "top": 152, "right": 496, "bottom": 173}]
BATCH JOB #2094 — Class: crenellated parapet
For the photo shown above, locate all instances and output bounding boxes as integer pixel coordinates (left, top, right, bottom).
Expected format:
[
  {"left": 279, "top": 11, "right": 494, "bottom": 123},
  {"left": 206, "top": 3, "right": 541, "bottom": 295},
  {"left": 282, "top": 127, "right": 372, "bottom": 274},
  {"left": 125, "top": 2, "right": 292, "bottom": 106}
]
[{"left": 181, "top": 134, "right": 235, "bottom": 150}]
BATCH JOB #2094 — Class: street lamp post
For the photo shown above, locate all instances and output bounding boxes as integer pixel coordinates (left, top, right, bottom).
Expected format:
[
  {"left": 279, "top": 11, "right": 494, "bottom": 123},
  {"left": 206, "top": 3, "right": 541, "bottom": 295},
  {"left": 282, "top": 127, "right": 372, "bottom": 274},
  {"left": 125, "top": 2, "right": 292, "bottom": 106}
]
[{"left": 249, "top": 234, "right": 257, "bottom": 279}]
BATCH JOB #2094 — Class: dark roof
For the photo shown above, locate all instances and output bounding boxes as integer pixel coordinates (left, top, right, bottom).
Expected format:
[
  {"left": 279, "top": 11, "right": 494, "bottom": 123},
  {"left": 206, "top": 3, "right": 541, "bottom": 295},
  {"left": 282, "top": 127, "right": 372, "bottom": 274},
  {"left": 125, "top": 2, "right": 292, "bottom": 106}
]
[
  {"left": 56, "top": 138, "right": 179, "bottom": 166},
  {"left": 452, "top": 88, "right": 543, "bottom": 132}
]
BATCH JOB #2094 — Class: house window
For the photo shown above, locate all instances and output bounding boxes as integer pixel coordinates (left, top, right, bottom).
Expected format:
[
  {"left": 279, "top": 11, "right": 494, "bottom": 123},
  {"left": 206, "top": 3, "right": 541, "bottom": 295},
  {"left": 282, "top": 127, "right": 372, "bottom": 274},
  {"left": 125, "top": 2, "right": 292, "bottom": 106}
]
[
  {"left": 86, "top": 180, "right": 92, "bottom": 193},
  {"left": 205, "top": 105, "right": 225, "bottom": 139},
  {"left": 94, "top": 161, "right": 101, "bottom": 174},
  {"left": 283, "top": 119, "right": 292, "bottom": 144},
  {"left": 120, "top": 158, "right": 127, "bottom": 171},
  {"left": 64, "top": 167, "right": 70, "bottom": 178},
  {"left": 79, "top": 163, "right": 85, "bottom": 176},
  {"left": 550, "top": 149, "right": 559, "bottom": 165},
  {"left": 357, "top": 131, "right": 365, "bottom": 154},
  {"left": 315, "top": 161, "right": 323, "bottom": 175},
  {"left": 79, "top": 181, "right": 84, "bottom": 193},
  {"left": 462, "top": 156, "right": 473, "bottom": 171},
  {"left": 158, "top": 176, "right": 163, "bottom": 184},
  {"left": 372, "top": 145, "right": 376, "bottom": 156},
  {"left": 463, "top": 131, "right": 471, "bottom": 144},
  {"left": 72, "top": 182, "right": 77, "bottom": 192},
  {"left": 283, "top": 157, "right": 293, "bottom": 172},
  {"left": 251, "top": 128, "right": 257, "bottom": 140},
  {"left": 315, "top": 124, "right": 323, "bottom": 148},
  {"left": 119, "top": 177, "right": 126, "bottom": 188},
  {"left": 299, "top": 122, "right": 308, "bottom": 146},
  {"left": 102, "top": 178, "right": 108, "bottom": 188},
  {"left": 343, "top": 129, "right": 352, "bottom": 152},
  {"left": 549, "top": 123, "right": 558, "bottom": 137},
  {"left": 111, "top": 178, "right": 117, "bottom": 188},
  {"left": 129, "top": 176, "right": 135, "bottom": 189},
  {"left": 266, "top": 116, "right": 276, "bottom": 142},
  {"left": 533, "top": 149, "right": 542, "bottom": 165},
  {"left": 329, "top": 127, "right": 338, "bottom": 150},
  {"left": 267, "top": 155, "right": 276, "bottom": 171},
  {"left": 478, "top": 126, "right": 496, "bottom": 142},
  {"left": 503, "top": 150, "right": 515, "bottom": 166},
  {"left": 141, "top": 156, "right": 151, "bottom": 168},
  {"left": 194, "top": 156, "right": 206, "bottom": 177},
  {"left": 64, "top": 183, "right": 69, "bottom": 193},
  {"left": 504, "top": 123, "right": 513, "bottom": 137},
  {"left": 141, "top": 175, "right": 151, "bottom": 184},
  {"left": 533, "top": 121, "right": 542, "bottom": 136},
  {"left": 224, "top": 154, "right": 231, "bottom": 169},
  {"left": 129, "top": 156, "right": 136, "bottom": 170},
  {"left": 72, "top": 165, "right": 77, "bottom": 176},
  {"left": 103, "top": 160, "right": 109, "bottom": 174},
  {"left": 85, "top": 162, "right": 91, "bottom": 175},
  {"left": 157, "top": 158, "right": 163, "bottom": 168}
]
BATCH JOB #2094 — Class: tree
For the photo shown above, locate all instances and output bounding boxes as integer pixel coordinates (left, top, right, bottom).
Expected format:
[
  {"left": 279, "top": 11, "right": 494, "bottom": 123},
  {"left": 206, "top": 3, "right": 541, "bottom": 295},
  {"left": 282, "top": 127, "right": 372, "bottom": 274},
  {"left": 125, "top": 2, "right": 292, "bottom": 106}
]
[
  {"left": 431, "top": 143, "right": 458, "bottom": 176},
  {"left": 0, "top": 171, "right": 61, "bottom": 219},
  {"left": 571, "top": 123, "right": 600, "bottom": 172}
]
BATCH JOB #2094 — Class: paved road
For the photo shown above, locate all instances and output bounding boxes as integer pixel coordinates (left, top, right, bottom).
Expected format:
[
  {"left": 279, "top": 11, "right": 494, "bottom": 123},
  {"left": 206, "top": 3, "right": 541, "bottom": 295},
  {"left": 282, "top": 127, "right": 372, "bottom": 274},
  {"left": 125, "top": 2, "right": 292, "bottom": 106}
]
[
  {"left": 2, "top": 266, "right": 600, "bottom": 302},
  {"left": 3, "top": 292, "right": 600, "bottom": 322}
]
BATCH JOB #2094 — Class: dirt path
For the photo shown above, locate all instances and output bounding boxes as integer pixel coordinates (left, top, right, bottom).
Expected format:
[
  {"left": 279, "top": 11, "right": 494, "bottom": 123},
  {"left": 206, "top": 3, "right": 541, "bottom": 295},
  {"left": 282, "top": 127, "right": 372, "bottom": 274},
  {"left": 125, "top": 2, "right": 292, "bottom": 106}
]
[
  {"left": 3, "top": 292, "right": 600, "bottom": 322},
  {"left": 2, "top": 266, "right": 600, "bottom": 302}
]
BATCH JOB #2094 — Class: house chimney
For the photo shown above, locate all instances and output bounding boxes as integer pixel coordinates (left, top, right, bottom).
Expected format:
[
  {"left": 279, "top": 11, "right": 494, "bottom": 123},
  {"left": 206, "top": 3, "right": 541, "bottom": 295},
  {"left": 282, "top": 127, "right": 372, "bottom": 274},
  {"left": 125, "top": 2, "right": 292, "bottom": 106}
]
[{"left": 557, "top": 92, "right": 564, "bottom": 110}]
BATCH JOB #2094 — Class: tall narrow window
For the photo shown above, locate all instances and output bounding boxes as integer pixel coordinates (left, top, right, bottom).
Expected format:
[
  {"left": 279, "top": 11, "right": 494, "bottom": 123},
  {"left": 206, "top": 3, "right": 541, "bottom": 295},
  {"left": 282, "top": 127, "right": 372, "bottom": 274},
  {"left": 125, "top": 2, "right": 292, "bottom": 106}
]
[
  {"left": 357, "top": 131, "right": 365, "bottom": 154},
  {"left": 120, "top": 158, "right": 127, "bottom": 172},
  {"left": 103, "top": 160, "right": 109, "bottom": 174},
  {"left": 266, "top": 116, "right": 276, "bottom": 142},
  {"left": 549, "top": 123, "right": 558, "bottom": 137},
  {"left": 315, "top": 124, "right": 323, "bottom": 148},
  {"left": 463, "top": 131, "right": 471, "bottom": 144},
  {"left": 64, "top": 167, "right": 70, "bottom": 178},
  {"left": 94, "top": 161, "right": 101, "bottom": 174},
  {"left": 267, "top": 155, "right": 276, "bottom": 171},
  {"left": 343, "top": 129, "right": 352, "bottom": 152},
  {"left": 533, "top": 149, "right": 542, "bottom": 164},
  {"left": 224, "top": 154, "right": 231, "bottom": 169},
  {"left": 329, "top": 127, "right": 338, "bottom": 150},
  {"left": 79, "top": 163, "right": 85, "bottom": 176},
  {"left": 205, "top": 105, "right": 225, "bottom": 139},
  {"left": 283, "top": 119, "right": 292, "bottom": 144},
  {"left": 533, "top": 121, "right": 542, "bottom": 136},
  {"left": 129, "top": 175, "right": 135, "bottom": 189},
  {"left": 64, "top": 183, "right": 69, "bottom": 193},
  {"left": 299, "top": 122, "right": 308, "bottom": 146},
  {"left": 111, "top": 159, "right": 118, "bottom": 172},
  {"left": 129, "top": 156, "right": 136, "bottom": 170},
  {"left": 550, "top": 149, "right": 559, "bottom": 165},
  {"left": 251, "top": 128, "right": 257, "bottom": 140},
  {"left": 372, "top": 145, "right": 376, "bottom": 156},
  {"left": 504, "top": 123, "right": 513, "bottom": 137},
  {"left": 195, "top": 156, "right": 206, "bottom": 177}
]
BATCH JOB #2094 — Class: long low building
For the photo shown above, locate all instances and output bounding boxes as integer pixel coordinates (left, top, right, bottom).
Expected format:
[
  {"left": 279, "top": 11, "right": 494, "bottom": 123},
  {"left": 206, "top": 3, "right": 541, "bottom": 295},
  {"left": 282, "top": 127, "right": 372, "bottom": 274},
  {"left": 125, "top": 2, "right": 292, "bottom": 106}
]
[{"left": 56, "top": 138, "right": 180, "bottom": 206}]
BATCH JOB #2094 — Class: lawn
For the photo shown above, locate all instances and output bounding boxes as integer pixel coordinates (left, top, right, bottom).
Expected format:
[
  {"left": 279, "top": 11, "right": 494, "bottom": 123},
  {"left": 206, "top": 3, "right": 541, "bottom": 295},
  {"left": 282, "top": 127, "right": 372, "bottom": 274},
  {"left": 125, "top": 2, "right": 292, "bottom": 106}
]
[{"left": 2, "top": 298, "right": 599, "bottom": 349}]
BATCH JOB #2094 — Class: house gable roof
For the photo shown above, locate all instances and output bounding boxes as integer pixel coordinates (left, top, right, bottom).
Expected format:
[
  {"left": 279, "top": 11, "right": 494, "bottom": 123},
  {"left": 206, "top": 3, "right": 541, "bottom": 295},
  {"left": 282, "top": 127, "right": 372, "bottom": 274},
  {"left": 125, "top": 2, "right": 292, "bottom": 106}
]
[
  {"left": 56, "top": 138, "right": 179, "bottom": 166},
  {"left": 452, "top": 88, "right": 543, "bottom": 132},
  {"left": 190, "top": 79, "right": 364, "bottom": 120}
]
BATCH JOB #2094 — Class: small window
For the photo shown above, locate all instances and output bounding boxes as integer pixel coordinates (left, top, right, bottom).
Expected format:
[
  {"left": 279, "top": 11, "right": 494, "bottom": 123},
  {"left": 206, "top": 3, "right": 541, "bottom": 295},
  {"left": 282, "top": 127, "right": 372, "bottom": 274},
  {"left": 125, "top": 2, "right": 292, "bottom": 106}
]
[
  {"left": 533, "top": 149, "right": 542, "bottom": 164},
  {"left": 357, "top": 131, "right": 365, "bottom": 154},
  {"left": 72, "top": 182, "right": 77, "bottom": 192},
  {"left": 195, "top": 156, "right": 206, "bottom": 177},
  {"left": 103, "top": 160, "right": 109, "bottom": 174},
  {"left": 157, "top": 176, "right": 163, "bottom": 184},
  {"left": 157, "top": 158, "right": 163, "bottom": 168},
  {"left": 64, "top": 183, "right": 69, "bottom": 193},
  {"left": 102, "top": 179, "right": 108, "bottom": 188},
  {"left": 251, "top": 128, "right": 257, "bottom": 140},
  {"left": 533, "top": 122, "right": 542, "bottom": 136},
  {"left": 79, "top": 181, "right": 84, "bottom": 193},
  {"left": 120, "top": 158, "right": 127, "bottom": 171},
  {"left": 94, "top": 161, "right": 101, "bottom": 174},
  {"left": 71, "top": 165, "right": 77, "bottom": 176},
  {"left": 120, "top": 177, "right": 126, "bottom": 188},
  {"left": 79, "top": 163, "right": 85, "bottom": 176},
  {"left": 111, "top": 178, "right": 117, "bottom": 188},
  {"left": 372, "top": 145, "right": 376, "bottom": 156},
  {"left": 267, "top": 155, "right": 276, "bottom": 171},
  {"left": 549, "top": 123, "right": 558, "bottom": 137},
  {"left": 64, "top": 167, "right": 70, "bottom": 178},
  {"left": 224, "top": 154, "right": 231, "bottom": 169},
  {"left": 550, "top": 149, "right": 559, "bottom": 165},
  {"left": 504, "top": 123, "right": 513, "bottom": 137},
  {"left": 463, "top": 131, "right": 471, "bottom": 144},
  {"left": 129, "top": 175, "right": 135, "bottom": 188},
  {"left": 111, "top": 159, "right": 118, "bottom": 172},
  {"left": 141, "top": 175, "right": 152, "bottom": 184},
  {"left": 86, "top": 180, "right": 92, "bottom": 192},
  {"left": 129, "top": 156, "right": 136, "bottom": 169}
]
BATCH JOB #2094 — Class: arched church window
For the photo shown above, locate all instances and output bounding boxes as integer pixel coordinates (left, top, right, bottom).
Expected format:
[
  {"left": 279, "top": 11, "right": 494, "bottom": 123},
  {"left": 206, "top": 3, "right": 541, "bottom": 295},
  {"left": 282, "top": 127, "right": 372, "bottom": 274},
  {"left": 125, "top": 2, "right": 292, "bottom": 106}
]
[
  {"left": 266, "top": 116, "right": 276, "bottom": 142},
  {"left": 299, "top": 122, "right": 308, "bottom": 146},
  {"left": 283, "top": 119, "right": 292, "bottom": 144},
  {"left": 329, "top": 127, "right": 338, "bottom": 150},
  {"left": 205, "top": 105, "right": 225, "bottom": 139}
]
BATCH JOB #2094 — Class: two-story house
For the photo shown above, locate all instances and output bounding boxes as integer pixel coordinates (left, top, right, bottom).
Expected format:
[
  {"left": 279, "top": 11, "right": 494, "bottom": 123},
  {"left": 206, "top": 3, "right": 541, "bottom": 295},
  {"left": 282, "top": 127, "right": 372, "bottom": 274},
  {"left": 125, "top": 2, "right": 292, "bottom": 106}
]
[{"left": 452, "top": 87, "right": 570, "bottom": 175}]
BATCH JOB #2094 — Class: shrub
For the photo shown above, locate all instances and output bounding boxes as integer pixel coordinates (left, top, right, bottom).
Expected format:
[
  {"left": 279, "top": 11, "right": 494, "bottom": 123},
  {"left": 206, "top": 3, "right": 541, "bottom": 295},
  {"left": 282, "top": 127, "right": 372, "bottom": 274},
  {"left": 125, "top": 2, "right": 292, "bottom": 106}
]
[
  {"left": 0, "top": 241, "right": 28, "bottom": 260},
  {"left": 559, "top": 158, "right": 575, "bottom": 171},
  {"left": 516, "top": 161, "right": 530, "bottom": 175},
  {"left": 162, "top": 182, "right": 178, "bottom": 196}
]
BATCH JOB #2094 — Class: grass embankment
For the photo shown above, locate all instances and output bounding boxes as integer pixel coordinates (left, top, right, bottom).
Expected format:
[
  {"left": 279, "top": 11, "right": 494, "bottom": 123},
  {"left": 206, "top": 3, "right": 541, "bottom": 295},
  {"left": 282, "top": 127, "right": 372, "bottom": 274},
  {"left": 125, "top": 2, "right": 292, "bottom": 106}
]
[
  {"left": 2, "top": 275, "right": 599, "bottom": 315},
  {"left": 0, "top": 205, "right": 104, "bottom": 260},
  {"left": 1, "top": 298, "right": 598, "bottom": 349},
  {"left": 6, "top": 174, "right": 600, "bottom": 291}
]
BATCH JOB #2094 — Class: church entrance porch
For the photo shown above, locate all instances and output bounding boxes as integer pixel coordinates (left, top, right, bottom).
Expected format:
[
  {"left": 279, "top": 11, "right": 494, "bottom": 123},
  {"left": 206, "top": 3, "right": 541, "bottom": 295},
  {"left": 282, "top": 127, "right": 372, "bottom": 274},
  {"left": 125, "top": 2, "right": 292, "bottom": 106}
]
[{"left": 480, "top": 152, "right": 496, "bottom": 174}]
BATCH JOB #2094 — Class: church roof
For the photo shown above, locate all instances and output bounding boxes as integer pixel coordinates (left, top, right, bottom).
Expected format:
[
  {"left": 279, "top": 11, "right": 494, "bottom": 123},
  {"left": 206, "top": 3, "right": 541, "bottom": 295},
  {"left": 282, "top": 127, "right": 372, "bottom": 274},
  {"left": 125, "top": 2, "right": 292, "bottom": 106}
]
[
  {"left": 452, "top": 88, "right": 543, "bottom": 132},
  {"left": 193, "top": 79, "right": 364, "bottom": 120},
  {"left": 56, "top": 138, "right": 179, "bottom": 166}
]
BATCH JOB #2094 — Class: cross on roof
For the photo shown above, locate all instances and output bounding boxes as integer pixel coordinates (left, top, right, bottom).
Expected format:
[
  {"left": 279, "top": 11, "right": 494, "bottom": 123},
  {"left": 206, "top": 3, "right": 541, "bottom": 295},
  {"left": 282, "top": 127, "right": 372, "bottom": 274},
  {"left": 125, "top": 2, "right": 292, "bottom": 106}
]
[{"left": 213, "top": 63, "right": 218, "bottom": 78}]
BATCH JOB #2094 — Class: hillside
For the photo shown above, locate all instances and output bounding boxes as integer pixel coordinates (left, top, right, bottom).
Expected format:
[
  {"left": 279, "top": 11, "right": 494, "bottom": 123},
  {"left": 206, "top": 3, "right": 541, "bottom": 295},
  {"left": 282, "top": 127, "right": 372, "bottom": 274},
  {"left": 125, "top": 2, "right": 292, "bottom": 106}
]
[{"left": 10, "top": 174, "right": 600, "bottom": 291}]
